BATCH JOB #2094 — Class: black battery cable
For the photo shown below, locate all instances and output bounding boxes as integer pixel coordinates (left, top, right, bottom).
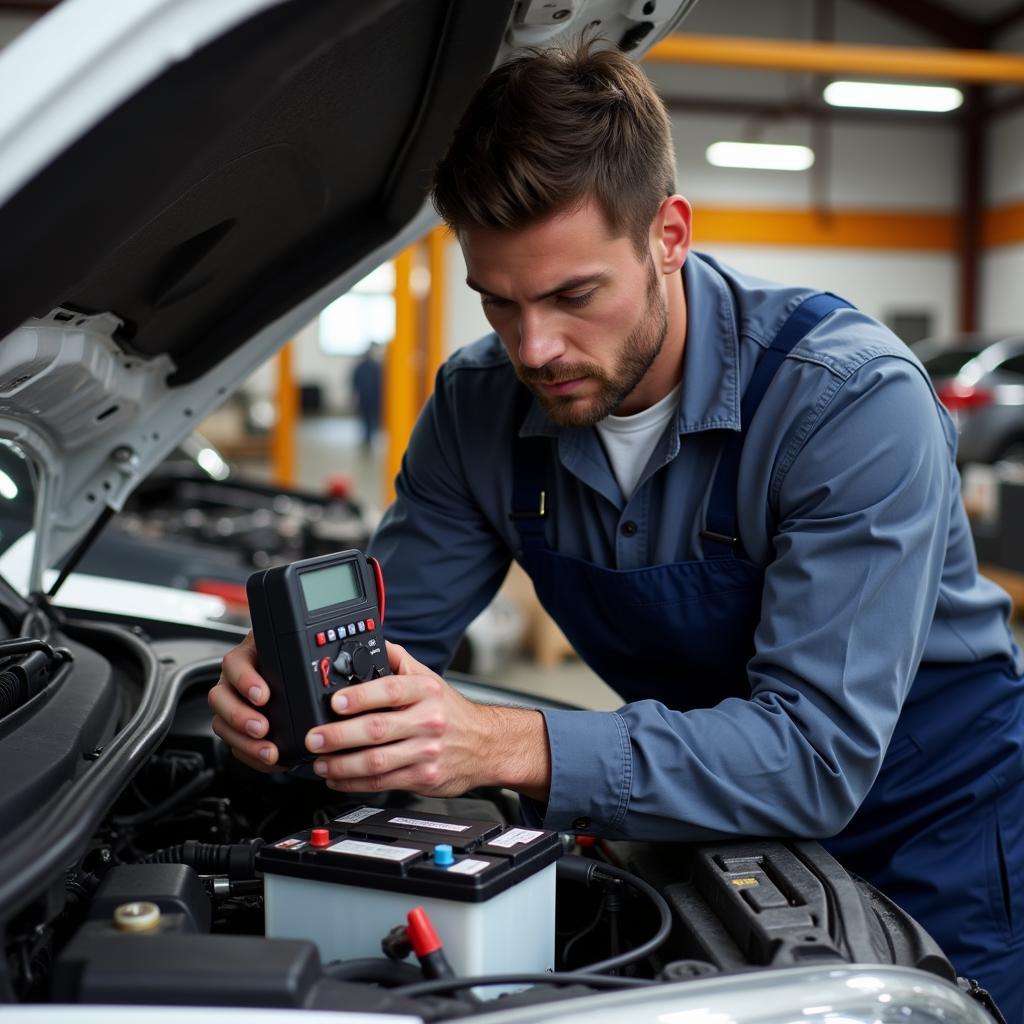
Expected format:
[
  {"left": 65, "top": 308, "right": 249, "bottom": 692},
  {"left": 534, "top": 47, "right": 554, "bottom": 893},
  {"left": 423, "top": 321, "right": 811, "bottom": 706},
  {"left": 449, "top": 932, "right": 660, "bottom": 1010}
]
[
  {"left": 392, "top": 972, "right": 654, "bottom": 998},
  {"left": 557, "top": 854, "right": 673, "bottom": 975},
  {"left": 392, "top": 856, "right": 672, "bottom": 1000}
]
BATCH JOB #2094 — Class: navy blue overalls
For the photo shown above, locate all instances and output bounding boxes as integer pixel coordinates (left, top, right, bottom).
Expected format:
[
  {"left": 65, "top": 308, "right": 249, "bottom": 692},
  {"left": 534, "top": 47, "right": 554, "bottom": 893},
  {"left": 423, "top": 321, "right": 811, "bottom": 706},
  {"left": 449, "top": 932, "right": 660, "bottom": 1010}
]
[{"left": 511, "top": 294, "right": 1024, "bottom": 1019}]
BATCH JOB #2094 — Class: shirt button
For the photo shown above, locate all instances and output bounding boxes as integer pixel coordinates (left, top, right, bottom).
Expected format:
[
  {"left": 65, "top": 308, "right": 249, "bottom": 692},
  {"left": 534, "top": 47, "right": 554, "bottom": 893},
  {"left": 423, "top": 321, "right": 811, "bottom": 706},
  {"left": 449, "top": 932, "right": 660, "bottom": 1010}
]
[
  {"left": 620, "top": 520, "right": 638, "bottom": 537},
  {"left": 573, "top": 816, "right": 592, "bottom": 831}
]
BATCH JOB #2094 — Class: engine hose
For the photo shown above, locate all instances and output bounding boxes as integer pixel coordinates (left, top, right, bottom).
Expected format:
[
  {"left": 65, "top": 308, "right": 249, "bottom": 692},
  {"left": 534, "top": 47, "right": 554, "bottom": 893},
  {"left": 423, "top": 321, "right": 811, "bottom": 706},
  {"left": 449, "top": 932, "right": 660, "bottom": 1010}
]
[
  {"left": 112, "top": 769, "right": 216, "bottom": 828},
  {"left": 0, "top": 669, "right": 27, "bottom": 719},
  {"left": 140, "top": 838, "right": 264, "bottom": 880},
  {"left": 0, "top": 643, "right": 72, "bottom": 719},
  {"left": 323, "top": 958, "right": 423, "bottom": 987},
  {"left": 557, "top": 854, "right": 673, "bottom": 975}
]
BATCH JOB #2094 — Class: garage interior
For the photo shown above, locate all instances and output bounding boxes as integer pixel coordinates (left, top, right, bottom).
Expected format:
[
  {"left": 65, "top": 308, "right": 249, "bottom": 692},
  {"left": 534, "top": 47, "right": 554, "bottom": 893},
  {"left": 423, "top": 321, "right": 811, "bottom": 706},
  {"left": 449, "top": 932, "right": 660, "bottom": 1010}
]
[
  {"left": 0, "top": 0, "right": 1021, "bottom": 709},
  {"left": 1, "top": 0, "right": 1024, "bottom": 1018}
]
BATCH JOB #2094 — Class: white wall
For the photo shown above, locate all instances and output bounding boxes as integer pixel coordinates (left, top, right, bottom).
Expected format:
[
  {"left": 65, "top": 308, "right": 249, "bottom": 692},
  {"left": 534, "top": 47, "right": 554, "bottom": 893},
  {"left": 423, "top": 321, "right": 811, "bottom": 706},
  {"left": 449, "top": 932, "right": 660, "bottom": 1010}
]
[
  {"left": 987, "top": 107, "right": 1024, "bottom": 208},
  {"left": 981, "top": 247, "right": 1024, "bottom": 334},
  {"left": 241, "top": 318, "right": 364, "bottom": 413},
  {"left": 690, "top": 244, "right": 958, "bottom": 339},
  {"left": 982, "top": 67, "right": 1024, "bottom": 331},
  {"left": 671, "top": 113, "right": 958, "bottom": 209},
  {"left": 444, "top": 238, "right": 491, "bottom": 355}
]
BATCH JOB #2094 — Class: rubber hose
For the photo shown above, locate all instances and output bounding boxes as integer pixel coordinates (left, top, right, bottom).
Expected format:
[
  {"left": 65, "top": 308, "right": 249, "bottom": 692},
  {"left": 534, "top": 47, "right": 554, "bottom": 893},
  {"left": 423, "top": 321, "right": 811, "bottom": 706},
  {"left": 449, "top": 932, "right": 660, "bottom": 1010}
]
[
  {"left": 323, "top": 958, "right": 423, "bottom": 986},
  {"left": 557, "top": 854, "right": 673, "bottom": 975},
  {"left": 140, "top": 838, "right": 264, "bottom": 879}
]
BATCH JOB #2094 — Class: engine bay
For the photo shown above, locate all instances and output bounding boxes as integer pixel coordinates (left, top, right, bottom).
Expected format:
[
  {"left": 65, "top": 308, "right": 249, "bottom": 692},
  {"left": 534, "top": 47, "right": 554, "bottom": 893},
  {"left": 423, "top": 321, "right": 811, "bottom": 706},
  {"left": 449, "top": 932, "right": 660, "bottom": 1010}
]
[{"left": 0, "top": 613, "right": 1001, "bottom": 1022}]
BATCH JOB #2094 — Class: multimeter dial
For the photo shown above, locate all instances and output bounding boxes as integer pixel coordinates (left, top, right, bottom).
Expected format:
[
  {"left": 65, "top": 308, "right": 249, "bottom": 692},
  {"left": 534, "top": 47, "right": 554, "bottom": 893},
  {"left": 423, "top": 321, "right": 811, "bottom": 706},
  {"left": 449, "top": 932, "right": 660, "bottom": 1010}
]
[{"left": 333, "top": 643, "right": 374, "bottom": 681}]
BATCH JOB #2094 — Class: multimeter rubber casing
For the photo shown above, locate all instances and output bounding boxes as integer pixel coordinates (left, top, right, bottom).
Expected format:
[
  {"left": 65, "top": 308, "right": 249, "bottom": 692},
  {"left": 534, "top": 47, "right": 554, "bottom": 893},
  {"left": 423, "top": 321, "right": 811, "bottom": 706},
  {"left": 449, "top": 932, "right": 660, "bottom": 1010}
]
[{"left": 246, "top": 549, "right": 390, "bottom": 766}]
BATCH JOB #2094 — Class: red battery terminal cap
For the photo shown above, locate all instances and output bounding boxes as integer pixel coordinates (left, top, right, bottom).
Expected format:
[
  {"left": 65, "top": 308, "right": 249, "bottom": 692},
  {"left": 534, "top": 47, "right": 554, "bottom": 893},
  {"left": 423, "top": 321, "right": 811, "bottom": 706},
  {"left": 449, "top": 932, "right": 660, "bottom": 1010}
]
[
  {"left": 310, "top": 828, "right": 331, "bottom": 848},
  {"left": 406, "top": 906, "right": 442, "bottom": 957}
]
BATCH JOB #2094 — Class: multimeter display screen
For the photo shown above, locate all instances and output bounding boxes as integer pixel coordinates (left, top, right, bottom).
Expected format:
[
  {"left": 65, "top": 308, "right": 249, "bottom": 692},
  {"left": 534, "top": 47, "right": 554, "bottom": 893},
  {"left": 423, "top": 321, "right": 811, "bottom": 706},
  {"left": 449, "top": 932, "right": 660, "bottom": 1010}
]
[{"left": 299, "top": 562, "right": 362, "bottom": 613}]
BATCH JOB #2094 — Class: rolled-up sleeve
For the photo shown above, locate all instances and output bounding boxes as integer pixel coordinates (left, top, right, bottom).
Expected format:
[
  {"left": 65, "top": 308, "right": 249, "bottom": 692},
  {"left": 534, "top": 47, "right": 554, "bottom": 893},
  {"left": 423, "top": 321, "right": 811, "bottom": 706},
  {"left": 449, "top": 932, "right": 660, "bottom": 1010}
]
[{"left": 534, "top": 357, "right": 955, "bottom": 840}]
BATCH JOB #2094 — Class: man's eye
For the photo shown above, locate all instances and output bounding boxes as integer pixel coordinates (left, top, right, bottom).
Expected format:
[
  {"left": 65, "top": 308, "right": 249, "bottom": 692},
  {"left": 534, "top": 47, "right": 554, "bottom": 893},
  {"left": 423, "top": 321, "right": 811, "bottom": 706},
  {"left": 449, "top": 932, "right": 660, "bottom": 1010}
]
[
  {"left": 561, "top": 290, "right": 596, "bottom": 308},
  {"left": 480, "top": 295, "right": 509, "bottom": 309}
]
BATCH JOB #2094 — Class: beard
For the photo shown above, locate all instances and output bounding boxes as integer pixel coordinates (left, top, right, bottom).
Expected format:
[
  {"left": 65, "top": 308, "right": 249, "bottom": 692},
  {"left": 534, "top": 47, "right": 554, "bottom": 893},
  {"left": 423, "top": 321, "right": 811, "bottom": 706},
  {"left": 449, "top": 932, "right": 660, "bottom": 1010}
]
[{"left": 516, "top": 259, "right": 669, "bottom": 428}]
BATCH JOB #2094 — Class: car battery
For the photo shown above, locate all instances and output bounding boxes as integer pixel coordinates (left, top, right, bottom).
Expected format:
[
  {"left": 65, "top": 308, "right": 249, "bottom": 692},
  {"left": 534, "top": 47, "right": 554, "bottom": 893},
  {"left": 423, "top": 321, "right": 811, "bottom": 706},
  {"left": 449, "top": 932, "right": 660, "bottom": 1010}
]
[{"left": 258, "top": 805, "right": 561, "bottom": 983}]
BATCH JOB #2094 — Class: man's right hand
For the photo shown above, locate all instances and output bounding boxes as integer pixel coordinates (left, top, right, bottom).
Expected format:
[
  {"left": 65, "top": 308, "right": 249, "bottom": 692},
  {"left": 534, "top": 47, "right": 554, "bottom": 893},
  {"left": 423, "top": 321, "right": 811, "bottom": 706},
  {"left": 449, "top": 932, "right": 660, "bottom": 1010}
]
[{"left": 208, "top": 632, "right": 282, "bottom": 771}]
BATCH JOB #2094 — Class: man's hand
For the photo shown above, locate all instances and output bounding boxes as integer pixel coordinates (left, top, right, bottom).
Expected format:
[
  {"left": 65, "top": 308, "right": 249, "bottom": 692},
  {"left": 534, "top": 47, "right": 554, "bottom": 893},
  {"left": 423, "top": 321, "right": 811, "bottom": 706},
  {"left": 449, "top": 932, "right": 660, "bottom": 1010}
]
[
  {"left": 208, "top": 635, "right": 551, "bottom": 802},
  {"left": 307, "top": 642, "right": 551, "bottom": 801},
  {"left": 208, "top": 632, "right": 282, "bottom": 771}
]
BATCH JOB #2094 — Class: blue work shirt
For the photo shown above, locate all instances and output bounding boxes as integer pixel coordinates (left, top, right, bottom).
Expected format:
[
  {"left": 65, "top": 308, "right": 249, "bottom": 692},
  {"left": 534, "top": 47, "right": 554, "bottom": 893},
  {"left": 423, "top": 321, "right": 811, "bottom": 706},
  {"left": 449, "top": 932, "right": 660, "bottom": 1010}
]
[{"left": 370, "top": 252, "right": 1020, "bottom": 840}]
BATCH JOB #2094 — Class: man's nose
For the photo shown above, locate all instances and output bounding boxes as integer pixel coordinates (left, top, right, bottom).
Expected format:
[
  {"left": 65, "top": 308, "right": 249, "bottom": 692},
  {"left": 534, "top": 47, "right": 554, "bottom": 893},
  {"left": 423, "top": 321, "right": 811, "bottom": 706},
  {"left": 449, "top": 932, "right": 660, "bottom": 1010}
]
[{"left": 517, "top": 309, "right": 565, "bottom": 368}]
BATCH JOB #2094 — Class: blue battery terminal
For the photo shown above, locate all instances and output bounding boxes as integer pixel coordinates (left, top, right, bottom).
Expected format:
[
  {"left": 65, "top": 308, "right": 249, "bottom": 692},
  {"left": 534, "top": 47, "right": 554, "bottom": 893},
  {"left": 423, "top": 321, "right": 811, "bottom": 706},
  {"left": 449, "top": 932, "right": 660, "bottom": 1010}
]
[{"left": 433, "top": 844, "right": 454, "bottom": 867}]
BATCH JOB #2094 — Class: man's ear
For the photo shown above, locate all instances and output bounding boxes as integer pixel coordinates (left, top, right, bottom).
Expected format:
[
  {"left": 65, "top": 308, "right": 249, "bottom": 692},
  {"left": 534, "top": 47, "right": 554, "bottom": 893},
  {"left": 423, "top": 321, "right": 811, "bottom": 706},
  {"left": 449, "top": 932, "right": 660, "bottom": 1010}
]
[{"left": 651, "top": 195, "right": 692, "bottom": 274}]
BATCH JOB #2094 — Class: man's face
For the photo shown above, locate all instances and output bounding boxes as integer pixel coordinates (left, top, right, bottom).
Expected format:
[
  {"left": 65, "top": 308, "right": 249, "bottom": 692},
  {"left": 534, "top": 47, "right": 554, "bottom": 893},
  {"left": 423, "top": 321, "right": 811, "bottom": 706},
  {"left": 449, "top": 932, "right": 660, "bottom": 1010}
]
[{"left": 461, "top": 200, "right": 670, "bottom": 427}]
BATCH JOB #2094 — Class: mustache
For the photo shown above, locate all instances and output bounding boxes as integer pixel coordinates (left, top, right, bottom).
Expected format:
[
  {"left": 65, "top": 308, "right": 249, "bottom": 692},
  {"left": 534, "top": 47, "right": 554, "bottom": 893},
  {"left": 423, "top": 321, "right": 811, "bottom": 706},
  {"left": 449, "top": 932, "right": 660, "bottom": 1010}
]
[{"left": 518, "top": 363, "right": 603, "bottom": 385}]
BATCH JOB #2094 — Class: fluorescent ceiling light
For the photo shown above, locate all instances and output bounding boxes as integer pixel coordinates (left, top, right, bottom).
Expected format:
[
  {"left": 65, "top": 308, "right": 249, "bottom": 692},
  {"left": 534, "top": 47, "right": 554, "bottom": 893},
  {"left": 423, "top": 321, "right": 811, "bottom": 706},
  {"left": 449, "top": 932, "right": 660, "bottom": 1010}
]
[
  {"left": 706, "top": 141, "right": 815, "bottom": 171},
  {"left": 824, "top": 81, "right": 963, "bottom": 112}
]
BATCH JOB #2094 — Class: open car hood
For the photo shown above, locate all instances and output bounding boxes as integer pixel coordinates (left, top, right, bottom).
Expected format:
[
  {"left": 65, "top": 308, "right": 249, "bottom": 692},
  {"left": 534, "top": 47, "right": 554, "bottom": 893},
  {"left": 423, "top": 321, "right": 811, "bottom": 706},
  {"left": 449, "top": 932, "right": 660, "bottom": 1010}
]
[{"left": 0, "top": 0, "right": 699, "bottom": 592}]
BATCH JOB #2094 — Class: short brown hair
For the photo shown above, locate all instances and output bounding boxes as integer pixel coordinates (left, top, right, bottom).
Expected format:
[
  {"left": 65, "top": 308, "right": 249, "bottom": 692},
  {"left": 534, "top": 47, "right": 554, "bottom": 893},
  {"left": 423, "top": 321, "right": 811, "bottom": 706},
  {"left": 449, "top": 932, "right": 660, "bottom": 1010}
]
[{"left": 431, "top": 40, "right": 676, "bottom": 255}]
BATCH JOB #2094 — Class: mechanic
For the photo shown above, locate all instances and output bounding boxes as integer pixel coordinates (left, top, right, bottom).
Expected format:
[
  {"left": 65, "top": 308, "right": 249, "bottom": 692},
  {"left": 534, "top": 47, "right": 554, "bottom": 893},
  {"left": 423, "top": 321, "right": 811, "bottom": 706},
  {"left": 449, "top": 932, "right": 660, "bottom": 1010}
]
[{"left": 210, "top": 43, "right": 1024, "bottom": 1014}]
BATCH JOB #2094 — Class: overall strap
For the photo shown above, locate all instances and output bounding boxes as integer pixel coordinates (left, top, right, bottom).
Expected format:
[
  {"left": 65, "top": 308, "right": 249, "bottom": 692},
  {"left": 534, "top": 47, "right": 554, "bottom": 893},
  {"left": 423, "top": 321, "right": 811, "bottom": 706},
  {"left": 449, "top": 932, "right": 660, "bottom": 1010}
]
[
  {"left": 509, "top": 386, "right": 550, "bottom": 552},
  {"left": 701, "top": 292, "right": 854, "bottom": 560}
]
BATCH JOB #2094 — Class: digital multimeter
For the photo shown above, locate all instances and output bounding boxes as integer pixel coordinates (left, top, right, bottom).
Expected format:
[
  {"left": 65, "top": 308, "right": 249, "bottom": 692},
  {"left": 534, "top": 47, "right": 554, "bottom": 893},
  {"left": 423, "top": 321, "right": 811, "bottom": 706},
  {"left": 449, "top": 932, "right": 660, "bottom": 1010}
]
[{"left": 246, "top": 549, "right": 390, "bottom": 766}]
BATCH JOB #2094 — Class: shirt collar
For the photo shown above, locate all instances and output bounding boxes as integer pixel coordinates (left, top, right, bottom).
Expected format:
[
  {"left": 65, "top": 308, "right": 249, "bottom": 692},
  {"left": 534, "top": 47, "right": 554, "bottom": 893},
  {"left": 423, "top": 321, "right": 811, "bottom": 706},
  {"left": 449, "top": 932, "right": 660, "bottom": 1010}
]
[{"left": 520, "top": 251, "right": 742, "bottom": 439}]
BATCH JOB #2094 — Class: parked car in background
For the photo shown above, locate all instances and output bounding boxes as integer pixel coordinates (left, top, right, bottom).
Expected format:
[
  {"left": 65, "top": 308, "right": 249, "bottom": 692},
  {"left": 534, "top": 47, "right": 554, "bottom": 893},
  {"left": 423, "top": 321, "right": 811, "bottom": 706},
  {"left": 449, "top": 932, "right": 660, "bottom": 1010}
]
[{"left": 914, "top": 334, "right": 1024, "bottom": 465}]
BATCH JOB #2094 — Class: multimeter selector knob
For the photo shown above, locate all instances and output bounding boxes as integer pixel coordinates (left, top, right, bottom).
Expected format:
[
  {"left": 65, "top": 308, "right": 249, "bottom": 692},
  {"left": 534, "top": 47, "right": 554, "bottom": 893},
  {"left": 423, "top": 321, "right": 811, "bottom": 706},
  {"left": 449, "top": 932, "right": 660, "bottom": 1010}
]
[{"left": 333, "top": 643, "right": 374, "bottom": 681}]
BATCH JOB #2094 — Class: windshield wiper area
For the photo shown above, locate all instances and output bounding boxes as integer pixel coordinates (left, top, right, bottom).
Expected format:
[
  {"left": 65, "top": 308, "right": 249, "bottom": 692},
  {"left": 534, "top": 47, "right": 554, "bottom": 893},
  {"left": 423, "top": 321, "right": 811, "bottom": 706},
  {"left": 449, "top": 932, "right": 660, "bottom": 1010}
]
[{"left": 0, "top": 638, "right": 73, "bottom": 720}]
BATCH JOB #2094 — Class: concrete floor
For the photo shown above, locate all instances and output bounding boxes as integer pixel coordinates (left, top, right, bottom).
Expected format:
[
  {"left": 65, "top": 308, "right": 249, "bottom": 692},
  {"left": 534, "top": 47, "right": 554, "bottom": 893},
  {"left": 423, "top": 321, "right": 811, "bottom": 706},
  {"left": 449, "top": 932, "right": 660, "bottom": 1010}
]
[{"left": 271, "top": 415, "right": 1023, "bottom": 715}]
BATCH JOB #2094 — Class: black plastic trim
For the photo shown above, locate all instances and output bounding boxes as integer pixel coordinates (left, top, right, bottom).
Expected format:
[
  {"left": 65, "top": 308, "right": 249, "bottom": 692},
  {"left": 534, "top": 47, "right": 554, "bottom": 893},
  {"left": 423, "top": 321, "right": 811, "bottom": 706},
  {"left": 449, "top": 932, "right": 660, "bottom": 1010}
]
[{"left": 0, "top": 624, "right": 216, "bottom": 924}]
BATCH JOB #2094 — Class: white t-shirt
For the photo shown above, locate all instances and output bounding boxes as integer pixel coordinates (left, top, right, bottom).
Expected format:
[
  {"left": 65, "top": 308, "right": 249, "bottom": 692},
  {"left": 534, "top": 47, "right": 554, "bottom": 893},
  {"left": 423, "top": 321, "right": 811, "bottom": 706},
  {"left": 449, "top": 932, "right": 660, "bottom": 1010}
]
[{"left": 594, "top": 383, "right": 682, "bottom": 501}]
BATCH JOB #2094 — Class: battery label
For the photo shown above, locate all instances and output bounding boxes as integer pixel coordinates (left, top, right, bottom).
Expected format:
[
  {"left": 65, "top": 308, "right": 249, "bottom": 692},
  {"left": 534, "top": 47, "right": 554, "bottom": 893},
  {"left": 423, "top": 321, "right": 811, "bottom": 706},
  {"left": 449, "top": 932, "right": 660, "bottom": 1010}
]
[
  {"left": 388, "top": 816, "right": 469, "bottom": 833},
  {"left": 328, "top": 839, "right": 421, "bottom": 862},
  {"left": 335, "top": 806, "right": 384, "bottom": 824},
  {"left": 448, "top": 858, "right": 489, "bottom": 876},
  {"left": 489, "top": 828, "right": 543, "bottom": 848}
]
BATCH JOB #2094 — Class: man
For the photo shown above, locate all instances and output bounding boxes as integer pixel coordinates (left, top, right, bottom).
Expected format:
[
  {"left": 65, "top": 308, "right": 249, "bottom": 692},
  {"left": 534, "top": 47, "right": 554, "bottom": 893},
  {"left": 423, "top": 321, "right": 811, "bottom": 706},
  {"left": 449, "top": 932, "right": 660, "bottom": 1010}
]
[
  {"left": 210, "top": 43, "right": 1024, "bottom": 1013},
  {"left": 350, "top": 344, "right": 382, "bottom": 452}
]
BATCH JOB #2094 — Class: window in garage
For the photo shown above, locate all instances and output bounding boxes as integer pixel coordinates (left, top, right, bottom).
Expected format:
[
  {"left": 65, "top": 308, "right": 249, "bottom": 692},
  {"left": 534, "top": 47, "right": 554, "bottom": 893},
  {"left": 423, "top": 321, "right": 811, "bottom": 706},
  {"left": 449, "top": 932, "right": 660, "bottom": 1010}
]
[{"left": 319, "top": 262, "right": 396, "bottom": 357}]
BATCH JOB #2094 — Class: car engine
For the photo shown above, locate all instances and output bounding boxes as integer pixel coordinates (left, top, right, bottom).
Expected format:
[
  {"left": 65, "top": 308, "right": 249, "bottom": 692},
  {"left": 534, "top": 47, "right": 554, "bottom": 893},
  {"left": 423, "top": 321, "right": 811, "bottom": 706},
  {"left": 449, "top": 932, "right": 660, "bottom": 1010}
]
[{"left": 0, "top": 613, "right": 1006, "bottom": 1023}]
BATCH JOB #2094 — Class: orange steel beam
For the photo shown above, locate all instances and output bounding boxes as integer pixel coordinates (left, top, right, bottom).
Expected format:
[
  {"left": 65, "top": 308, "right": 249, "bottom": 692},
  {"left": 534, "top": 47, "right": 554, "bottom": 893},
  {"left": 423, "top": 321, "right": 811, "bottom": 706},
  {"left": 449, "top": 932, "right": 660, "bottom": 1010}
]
[
  {"left": 424, "top": 227, "right": 447, "bottom": 403},
  {"left": 270, "top": 340, "right": 297, "bottom": 489},
  {"left": 384, "top": 246, "right": 418, "bottom": 503},
  {"left": 693, "top": 207, "right": 957, "bottom": 249},
  {"left": 646, "top": 33, "right": 1024, "bottom": 84}
]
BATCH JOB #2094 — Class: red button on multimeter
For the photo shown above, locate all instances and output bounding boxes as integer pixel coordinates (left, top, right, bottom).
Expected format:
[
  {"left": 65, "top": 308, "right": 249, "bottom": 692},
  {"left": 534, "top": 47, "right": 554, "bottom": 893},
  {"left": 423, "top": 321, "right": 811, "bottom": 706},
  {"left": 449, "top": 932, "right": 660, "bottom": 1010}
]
[{"left": 315, "top": 632, "right": 327, "bottom": 646}]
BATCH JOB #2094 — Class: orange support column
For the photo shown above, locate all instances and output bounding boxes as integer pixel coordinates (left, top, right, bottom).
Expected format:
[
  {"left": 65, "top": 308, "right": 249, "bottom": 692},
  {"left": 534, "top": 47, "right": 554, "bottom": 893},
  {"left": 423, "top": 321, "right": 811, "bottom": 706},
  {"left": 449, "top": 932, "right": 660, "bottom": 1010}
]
[
  {"left": 271, "top": 340, "right": 297, "bottom": 489},
  {"left": 384, "top": 246, "right": 418, "bottom": 503}
]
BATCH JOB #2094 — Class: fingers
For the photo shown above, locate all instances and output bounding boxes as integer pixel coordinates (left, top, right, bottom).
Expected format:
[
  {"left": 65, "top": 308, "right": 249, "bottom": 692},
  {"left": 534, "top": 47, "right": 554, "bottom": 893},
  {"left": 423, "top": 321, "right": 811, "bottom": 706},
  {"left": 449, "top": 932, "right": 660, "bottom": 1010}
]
[
  {"left": 211, "top": 714, "right": 280, "bottom": 769},
  {"left": 306, "top": 676, "right": 446, "bottom": 754},
  {"left": 208, "top": 675, "right": 269, "bottom": 740},
  {"left": 317, "top": 738, "right": 447, "bottom": 794},
  {"left": 222, "top": 631, "right": 270, "bottom": 706},
  {"left": 209, "top": 632, "right": 277, "bottom": 770}
]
